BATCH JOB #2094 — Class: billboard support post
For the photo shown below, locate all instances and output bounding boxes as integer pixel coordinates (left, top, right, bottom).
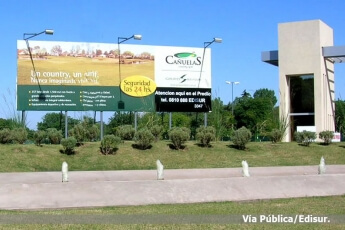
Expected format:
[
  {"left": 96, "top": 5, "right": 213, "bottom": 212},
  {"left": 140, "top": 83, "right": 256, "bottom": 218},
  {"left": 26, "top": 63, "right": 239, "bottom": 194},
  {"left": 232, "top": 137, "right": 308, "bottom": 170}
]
[
  {"left": 21, "top": 111, "right": 25, "bottom": 128},
  {"left": 100, "top": 111, "right": 104, "bottom": 140},
  {"left": 64, "top": 111, "right": 68, "bottom": 138},
  {"left": 134, "top": 112, "right": 138, "bottom": 131},
  {"left": 204, "top": 113, "right": 207, "bottom": 127}
]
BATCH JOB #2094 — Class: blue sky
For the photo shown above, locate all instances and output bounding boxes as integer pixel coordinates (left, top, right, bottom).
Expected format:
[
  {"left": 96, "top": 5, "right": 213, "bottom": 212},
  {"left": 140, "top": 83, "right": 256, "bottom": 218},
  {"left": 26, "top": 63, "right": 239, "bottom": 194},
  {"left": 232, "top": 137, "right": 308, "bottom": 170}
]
[{"left": 2, "top": 0, "right": 345, "bottom": 129}]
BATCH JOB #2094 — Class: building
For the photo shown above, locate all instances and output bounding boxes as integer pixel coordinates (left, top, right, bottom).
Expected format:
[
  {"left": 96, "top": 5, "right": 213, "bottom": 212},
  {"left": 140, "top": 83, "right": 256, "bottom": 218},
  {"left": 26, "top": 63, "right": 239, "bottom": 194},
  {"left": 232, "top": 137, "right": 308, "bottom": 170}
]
[{"left": 262, "top": 20, "right": 345, "bottom": 142}]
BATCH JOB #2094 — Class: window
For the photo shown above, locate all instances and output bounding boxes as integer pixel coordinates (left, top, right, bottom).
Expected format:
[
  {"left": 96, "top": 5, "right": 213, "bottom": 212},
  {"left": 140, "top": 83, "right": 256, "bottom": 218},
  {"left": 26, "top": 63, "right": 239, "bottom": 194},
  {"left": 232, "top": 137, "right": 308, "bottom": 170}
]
[{"left": 289, "top": 74, "right": 314, "bottom": 139}]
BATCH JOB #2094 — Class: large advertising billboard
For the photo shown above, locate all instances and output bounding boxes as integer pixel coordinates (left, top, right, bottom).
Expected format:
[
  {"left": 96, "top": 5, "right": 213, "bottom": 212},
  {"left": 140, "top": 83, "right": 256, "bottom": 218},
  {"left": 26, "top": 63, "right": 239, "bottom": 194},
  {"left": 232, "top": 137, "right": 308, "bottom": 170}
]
[{"left": 17, "top": 40, "right": 212, "bottom": 112}]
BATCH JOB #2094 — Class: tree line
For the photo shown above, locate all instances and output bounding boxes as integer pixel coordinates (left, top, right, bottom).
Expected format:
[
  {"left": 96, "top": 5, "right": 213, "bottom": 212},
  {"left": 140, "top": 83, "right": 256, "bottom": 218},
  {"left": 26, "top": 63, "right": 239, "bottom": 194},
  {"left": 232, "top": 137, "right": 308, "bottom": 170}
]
[{"left": 1, "top": 87, "right": 345, "bottom": 142}]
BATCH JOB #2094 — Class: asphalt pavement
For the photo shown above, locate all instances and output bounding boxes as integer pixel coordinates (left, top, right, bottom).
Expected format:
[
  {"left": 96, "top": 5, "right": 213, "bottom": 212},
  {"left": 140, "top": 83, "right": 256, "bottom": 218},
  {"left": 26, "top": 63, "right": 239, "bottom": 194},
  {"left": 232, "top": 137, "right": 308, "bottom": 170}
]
[{"left": 0, "top": 165, "right": 344, "bottom": 210}]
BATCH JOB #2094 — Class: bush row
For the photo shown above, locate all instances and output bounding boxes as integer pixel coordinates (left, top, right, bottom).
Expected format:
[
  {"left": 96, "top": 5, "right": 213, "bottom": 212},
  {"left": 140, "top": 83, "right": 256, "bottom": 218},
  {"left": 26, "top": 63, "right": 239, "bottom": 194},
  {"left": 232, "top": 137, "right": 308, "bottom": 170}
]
[
  {"left": 0, "top": 125, "right": 337, "bottom": 154},
  {"left": 294, "top": 130, "right": 334, "bottom": 146}
]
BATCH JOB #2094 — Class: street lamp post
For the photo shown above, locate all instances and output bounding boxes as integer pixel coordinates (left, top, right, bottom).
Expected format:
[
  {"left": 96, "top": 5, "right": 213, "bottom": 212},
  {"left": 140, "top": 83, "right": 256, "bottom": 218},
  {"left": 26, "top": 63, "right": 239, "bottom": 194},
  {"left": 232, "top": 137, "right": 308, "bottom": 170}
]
[
  {"left": 23, "top": 29, "right": 54, "bottom": 127},
  {"left": 225, "top": 81, "right": 240, "bottom": 116},
  {"left": 199, "top": 38, "right": 222, "bottom": 127},
  {"left": 117, "top": 34, "right": 142, "bottom": 110},
  {"left": 23, "top": 29, "right": 54, "bottom": 99},
  {"left": 199, "top": 38, "right": 222, "bottom": 88}
]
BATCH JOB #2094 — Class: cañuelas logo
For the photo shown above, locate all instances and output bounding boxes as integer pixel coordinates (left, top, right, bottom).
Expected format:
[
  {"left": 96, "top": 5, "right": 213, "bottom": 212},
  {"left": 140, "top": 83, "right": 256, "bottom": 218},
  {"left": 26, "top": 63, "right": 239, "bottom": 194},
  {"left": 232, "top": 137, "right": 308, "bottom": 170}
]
[{"left": 165, "top": 52, "right": 201, "bottom": 65}]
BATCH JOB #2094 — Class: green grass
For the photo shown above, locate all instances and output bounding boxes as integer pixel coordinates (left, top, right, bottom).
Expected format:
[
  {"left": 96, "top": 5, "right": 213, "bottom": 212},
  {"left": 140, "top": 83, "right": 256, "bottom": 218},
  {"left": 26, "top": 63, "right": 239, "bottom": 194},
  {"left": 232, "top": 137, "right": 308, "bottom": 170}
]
[
  {"left": 0, "top": 196, "right": 344, "bottom": 229},
  {"left": 0, "top": 140, "right": 344, "bottom": 172},
  {"left": 0, "top": 141, "right": 344, "bottom": 229}
]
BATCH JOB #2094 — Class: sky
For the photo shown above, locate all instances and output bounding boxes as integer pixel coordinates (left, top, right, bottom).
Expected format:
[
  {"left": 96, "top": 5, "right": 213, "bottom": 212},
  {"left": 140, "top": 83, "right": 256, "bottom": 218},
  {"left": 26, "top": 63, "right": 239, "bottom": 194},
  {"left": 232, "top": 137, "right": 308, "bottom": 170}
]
[{"left": 2, "top": 0, "right": 345, "bottom": 130}]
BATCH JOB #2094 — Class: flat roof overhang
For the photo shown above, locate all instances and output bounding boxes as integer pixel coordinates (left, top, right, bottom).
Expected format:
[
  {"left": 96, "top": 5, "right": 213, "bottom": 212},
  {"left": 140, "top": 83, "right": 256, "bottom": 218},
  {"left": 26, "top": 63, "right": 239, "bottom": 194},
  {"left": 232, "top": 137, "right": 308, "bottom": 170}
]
[
  {"left": 323, "top": 46, "right": 345, "bottom": 63},
  {"left": 261, "top": 50, "right": 278, "bottom": 66},
  {"left": 261, "top": 46, "right": 345, "bottom": 66}
]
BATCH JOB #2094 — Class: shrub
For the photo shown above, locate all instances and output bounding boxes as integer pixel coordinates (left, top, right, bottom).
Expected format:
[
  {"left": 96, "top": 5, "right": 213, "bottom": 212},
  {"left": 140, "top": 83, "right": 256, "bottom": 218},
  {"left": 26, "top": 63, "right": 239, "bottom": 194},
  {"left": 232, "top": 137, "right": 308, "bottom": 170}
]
[
  {"left": 319, "top": 130, "right": 334, "bottom": 145},
  {"left": 61, "top": 137, "right": 77, "bottom": 155},
  {"left": 150, "top": 125, "right": 163, "bottom": 142},
  {"left": 269, "top": 128, "right": 284, "bottom": 143},
  {"left": 134, "top": 128, "right": 155, "bottom": 150},
  {"left": 231, "top": 127, "right": 252, "bottom": 150},
  {"left": 270, "top": 114, "right": 290, "bottom": 143},
  {"left": 46, "top": 128, "right": 63, "bottom": 144},
  {"left": 168, "top": 127, "right": 190, "bottom": 150},
  {"left": 87, "top": 124, "right": 100, "bottom": 141},
  {"left": 10, "top": 127, "right": 28, "bottom": 144},
  {"left": 69, "top": 124, "right": 87, "bottom": 144},
  {"left": 294, "top": 131, "right": 316, "bottom": 146},
  {"left": 33, "top": 130, "right": 47, "bottom": 146},
  {"left": 196, "top": 126, "right": 216, "bottom": 147},
  {"left": 100, "top": 135, "right": 121, "bottom": 155},
  {"left": 0, "top": 128, "right": 11, "bottom": 144},
  {"left": 116, "top": 125, "right": 135, "bottom": 141}
]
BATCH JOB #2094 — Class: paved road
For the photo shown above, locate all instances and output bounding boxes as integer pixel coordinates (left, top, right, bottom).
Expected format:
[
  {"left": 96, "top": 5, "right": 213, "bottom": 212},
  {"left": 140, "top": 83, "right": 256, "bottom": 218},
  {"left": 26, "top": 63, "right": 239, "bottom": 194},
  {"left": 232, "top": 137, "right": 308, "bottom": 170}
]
[{"left": 0, "top": 165, "right": 344, "bottom": 210}]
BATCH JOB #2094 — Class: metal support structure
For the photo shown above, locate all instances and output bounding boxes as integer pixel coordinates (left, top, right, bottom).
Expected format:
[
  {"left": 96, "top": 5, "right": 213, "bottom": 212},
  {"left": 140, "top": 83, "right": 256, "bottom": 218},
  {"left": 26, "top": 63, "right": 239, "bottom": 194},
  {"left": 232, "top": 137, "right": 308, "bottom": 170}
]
[
  {"left": 199, "top": 38, "right": 222, "bottom": 127},
  {"left": 100, "top": 111, "right": 104, "bottom": 140},
  {"left": 21, "top": 111, "right": 25, "bottom": 127},
  {"left": 225, "top": 81, "right": 240, "bottom": 116},
  {"left": 169, "top": 112, "right": 172, "bottom": 129},
  {"left": 64, "top": 111, "right": 68, "bottom": 138},
  {"left": 134, "top": 112, "right": 138, "bottom": 131},
  {"left": 117, "top": 34, "right": 142, "bottom": 110},
  {"left": 204, "top": 113, "right": 207, "bottom": 127},
  {"left": 23, "top": 30, "right": 53, "bottom": 97}
]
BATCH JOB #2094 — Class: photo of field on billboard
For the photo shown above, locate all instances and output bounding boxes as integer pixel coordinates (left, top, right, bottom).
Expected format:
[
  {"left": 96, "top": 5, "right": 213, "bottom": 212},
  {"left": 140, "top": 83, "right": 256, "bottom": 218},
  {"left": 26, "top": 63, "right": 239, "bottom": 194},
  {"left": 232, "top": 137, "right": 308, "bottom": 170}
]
[{"left": 17, "top": 40, "right": 212, "bottom": 112}]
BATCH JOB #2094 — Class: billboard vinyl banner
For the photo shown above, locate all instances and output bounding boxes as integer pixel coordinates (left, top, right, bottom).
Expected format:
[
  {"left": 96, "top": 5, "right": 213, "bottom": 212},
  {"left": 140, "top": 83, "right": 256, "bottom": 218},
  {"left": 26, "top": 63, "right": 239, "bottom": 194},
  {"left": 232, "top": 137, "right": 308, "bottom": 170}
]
[{"left": 17, "top": 40, "right": 212, "bottom": 112}]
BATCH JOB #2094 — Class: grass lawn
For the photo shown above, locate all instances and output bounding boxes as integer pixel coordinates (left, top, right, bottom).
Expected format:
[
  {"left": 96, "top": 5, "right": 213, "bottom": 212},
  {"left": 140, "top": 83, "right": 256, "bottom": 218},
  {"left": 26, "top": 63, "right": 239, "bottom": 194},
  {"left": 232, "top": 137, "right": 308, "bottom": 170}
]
[
  {"left": 0, "top": 140, "right": 344, "bottom": 229},
  {"left": 0, "top": 196, "right": 344, "bottom": 229},
  {"left": 0, "top": 140, "right": 344, "bottom": 172}
]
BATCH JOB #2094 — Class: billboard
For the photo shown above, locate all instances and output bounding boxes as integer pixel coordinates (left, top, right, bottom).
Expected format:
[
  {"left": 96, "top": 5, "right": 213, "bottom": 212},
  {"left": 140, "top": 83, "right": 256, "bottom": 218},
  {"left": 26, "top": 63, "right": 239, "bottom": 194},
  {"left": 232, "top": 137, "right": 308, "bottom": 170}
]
[{"left": 17, "top": 40, "right": 212, "bottom": 112}]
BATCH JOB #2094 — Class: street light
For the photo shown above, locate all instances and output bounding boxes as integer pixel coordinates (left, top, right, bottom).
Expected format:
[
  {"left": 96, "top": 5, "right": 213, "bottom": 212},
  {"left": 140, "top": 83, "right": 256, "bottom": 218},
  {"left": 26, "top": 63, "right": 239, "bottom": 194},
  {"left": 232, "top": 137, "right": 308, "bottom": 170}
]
[
  {"left": 117, "top": 34, "right": 142, "bottom": 109},
  {"left": 225, "top": 81, "right": 240, "bottom": 116},
  {"left": 198, "top": 38, "right": 222, "bottom": 88},
  {"left": 23, "top": 29, "right": 54, "bottom": 40},
  {"left": 199, "top": 38, "right": 222, "bottom": 127},
  {"left": 22, "top": 29, "right": 53, "bottom": 128},
  {"left": 23, "top": 29, "right": 54, "bottom": 101}
]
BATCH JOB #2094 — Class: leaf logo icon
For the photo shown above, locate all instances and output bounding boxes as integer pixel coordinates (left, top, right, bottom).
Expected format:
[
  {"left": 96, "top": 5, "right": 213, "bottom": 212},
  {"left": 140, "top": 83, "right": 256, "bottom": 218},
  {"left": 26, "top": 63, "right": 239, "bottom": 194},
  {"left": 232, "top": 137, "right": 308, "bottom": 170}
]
[{"left": 174, "top": 53, "right": 197, "bottom": 58}]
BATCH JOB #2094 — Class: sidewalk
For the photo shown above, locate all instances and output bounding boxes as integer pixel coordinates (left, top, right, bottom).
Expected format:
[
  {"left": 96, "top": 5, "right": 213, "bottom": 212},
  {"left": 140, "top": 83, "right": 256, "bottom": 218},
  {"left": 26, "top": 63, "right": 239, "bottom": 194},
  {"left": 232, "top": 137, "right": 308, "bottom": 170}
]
[{"left": 0, "top": 165, "right": 344, "bottom": 210}]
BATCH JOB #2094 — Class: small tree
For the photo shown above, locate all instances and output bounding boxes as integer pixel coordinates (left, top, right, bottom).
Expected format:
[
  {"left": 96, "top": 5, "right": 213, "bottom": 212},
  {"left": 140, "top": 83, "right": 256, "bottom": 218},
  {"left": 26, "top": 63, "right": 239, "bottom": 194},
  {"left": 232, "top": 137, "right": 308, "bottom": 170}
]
[
  {"left": 196, "top": 126, "right": 216, "bottom": 147},
  {"left": 69, "top": 123, "right": 87, "bottom": 144},
  {"left": 319, "top": 130, "right": 334, "bottom": 145},
  {"left": 116, "top": 125, "right": 135, "bottom": 141},
  {"left": 134, "top": 128, "right": 155, "bottom": 150},
  {"left": 33, "top": 130, "right": 47, "bottom": 146},
  {"left": 168, "top": 127, "right": 190, "bottom": 150},
  {"left": 61, "top": 137, "right": 77, "bottom": 155},
  {"left": 269, "top": 129, "right": 283, "bottom": 143},
  {"left": 46, "top": 128, "right": 63, "bottom": 144},
  {"left": 10, "top": 127, "right": 28, "bottom": 144},
  {"left": 100, "top": 135, "right": 121, "bottom": 155},
  {"left": 87, "top": 124, "right": 100, "bottom": 141},
  {"left": 0, "top": 128, "right": 11, "bottom": 144},
  {"left": 294, "top": 131, "right": 316, "bottom": 146},
  {"left": 231, "top": 127, "right": 252, "bottom": 150},
  {"left": 150, "top": 125, "right": 163, "bottom": 142}
]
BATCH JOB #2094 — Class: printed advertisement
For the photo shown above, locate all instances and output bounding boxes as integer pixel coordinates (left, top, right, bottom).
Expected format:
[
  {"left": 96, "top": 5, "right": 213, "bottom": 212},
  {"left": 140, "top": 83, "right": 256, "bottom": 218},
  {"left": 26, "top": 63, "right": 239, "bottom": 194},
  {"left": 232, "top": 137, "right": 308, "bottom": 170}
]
[{"left": 17, "top": 41, "right": 212, "bottom": 112}]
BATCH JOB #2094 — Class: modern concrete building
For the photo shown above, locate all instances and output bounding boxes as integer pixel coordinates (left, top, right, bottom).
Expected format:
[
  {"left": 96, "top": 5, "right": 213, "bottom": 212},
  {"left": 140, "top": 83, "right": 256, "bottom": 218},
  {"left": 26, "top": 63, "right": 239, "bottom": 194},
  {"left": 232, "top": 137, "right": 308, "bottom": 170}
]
[{"left": 262, "top": 20, "right": 345, "bottom": 142}]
